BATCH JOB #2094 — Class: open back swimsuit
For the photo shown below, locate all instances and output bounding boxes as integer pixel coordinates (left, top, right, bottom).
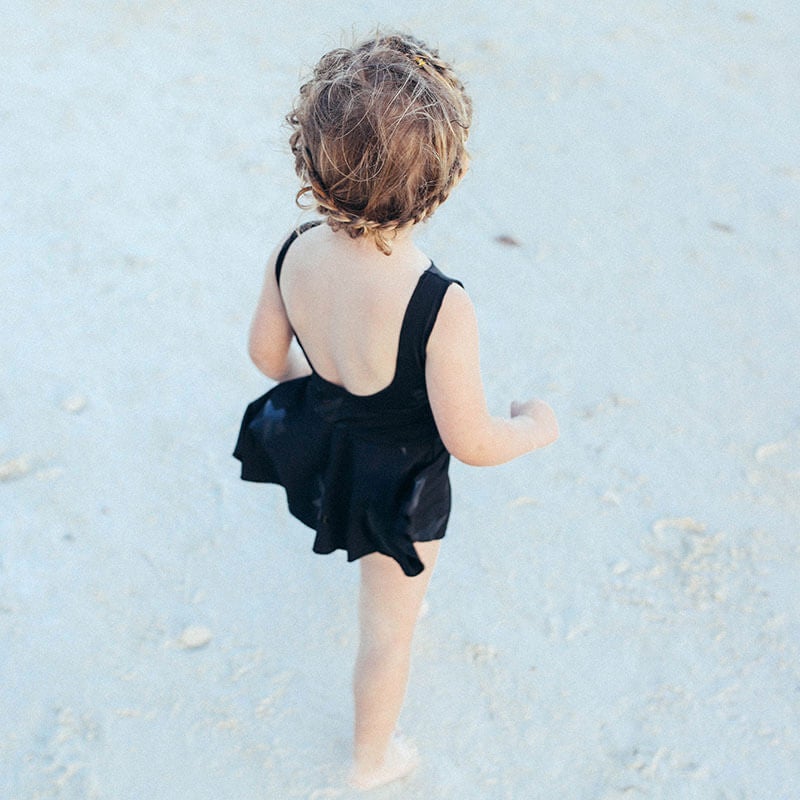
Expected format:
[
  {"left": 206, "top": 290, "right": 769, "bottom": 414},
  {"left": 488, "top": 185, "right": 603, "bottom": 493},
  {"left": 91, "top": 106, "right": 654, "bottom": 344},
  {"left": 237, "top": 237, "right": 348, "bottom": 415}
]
[{"left": 233, "top": 221, "right": 462, "bottom": 576}]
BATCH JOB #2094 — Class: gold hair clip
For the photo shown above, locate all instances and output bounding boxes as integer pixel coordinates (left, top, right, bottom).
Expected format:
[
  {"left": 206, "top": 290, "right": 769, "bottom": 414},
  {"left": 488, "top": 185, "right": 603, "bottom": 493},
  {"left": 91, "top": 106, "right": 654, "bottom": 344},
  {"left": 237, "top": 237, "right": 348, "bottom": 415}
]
[{"left": 414, "top": 56, "right": 427, "bottom": 67}]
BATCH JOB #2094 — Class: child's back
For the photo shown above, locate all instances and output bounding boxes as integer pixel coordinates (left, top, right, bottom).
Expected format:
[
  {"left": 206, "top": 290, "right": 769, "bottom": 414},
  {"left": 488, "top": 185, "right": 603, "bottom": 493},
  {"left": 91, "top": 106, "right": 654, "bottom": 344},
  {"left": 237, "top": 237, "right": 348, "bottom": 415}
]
[{"left": 277, "top": 222, "right": 434, "bottom": 397}]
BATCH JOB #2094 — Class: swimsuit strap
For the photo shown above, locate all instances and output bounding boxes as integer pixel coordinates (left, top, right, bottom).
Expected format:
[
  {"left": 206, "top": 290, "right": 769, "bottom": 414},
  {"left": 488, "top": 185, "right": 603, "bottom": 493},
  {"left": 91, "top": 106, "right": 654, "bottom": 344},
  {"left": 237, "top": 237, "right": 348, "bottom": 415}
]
[
  {"left": 396, "top": 265, "right": 463, "bottom": 381},
  {"left": 275, "top": 220, "right": 323, "bottom": 286}
]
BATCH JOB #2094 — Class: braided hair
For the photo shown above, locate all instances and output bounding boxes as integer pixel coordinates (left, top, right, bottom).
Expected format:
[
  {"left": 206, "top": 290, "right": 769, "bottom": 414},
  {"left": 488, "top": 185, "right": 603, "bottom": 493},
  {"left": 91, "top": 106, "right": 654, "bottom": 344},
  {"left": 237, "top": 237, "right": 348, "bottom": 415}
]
[{"left": 287, "top": 33, "right": 472, "bottom": 255}]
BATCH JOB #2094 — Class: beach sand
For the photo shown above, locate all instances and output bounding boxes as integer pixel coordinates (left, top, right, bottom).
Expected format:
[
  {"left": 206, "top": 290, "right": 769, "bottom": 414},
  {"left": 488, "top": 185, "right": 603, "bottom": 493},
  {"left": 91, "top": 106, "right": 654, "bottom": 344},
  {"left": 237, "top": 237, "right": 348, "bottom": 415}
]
[{"left": 2, "top": 3, "right": 799, "bottom": 798}]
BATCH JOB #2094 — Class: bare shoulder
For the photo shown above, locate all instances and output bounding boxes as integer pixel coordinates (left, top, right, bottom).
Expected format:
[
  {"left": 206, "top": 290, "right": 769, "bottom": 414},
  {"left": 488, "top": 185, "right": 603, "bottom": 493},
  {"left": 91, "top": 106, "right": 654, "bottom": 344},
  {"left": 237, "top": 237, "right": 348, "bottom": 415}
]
[{"left": 428, "top": 281, "right": 478, "bottom": 353}]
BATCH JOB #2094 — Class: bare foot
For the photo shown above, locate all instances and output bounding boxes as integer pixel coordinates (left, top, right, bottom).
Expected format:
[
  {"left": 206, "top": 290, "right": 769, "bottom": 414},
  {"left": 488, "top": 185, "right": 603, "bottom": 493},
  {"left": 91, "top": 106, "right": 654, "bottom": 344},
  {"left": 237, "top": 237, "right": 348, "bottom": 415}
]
[{"left": 348, "top": 736, "right": 420, "bottom": 791}]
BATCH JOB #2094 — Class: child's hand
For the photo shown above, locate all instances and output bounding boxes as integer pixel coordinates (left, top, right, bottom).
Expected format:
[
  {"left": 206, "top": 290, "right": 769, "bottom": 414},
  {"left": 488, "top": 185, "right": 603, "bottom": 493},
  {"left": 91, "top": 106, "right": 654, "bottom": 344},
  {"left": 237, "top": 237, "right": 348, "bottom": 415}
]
[{"left": 510, "top": 399, "right": 559, "bottom": 447}]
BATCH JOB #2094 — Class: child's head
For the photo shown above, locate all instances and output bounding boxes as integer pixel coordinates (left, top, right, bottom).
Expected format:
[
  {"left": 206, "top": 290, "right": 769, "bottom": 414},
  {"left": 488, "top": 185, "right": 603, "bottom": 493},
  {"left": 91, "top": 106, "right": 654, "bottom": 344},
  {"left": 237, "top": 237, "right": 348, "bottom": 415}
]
[{"left": 288, "top": 33, "right": 472, "bottom": 254}]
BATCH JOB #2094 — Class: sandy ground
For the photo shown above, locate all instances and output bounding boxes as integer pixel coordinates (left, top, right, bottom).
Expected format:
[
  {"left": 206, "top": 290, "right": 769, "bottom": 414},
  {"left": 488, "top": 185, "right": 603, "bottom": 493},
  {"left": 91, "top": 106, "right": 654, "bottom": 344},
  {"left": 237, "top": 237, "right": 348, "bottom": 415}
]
[{"left": 2, "top": 2, "right": 799, "bottom": 798}]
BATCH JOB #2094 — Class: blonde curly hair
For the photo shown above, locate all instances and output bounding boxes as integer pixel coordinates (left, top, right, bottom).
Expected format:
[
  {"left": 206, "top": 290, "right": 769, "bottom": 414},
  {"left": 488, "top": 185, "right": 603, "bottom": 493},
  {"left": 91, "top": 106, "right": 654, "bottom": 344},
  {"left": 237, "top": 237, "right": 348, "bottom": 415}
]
[{"left": 287, "top": 33, "right": 472, "bottom": 254}]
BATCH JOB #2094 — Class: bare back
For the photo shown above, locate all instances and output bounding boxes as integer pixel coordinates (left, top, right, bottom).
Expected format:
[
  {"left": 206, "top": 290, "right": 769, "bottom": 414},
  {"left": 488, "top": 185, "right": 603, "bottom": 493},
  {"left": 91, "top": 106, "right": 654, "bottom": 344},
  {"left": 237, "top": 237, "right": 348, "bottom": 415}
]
[
  {"left": 248, "top": 222, "right": 558, "bottom": 467},
  {"left": 277, "top": 224, "right": 433, "bottom": 397}
]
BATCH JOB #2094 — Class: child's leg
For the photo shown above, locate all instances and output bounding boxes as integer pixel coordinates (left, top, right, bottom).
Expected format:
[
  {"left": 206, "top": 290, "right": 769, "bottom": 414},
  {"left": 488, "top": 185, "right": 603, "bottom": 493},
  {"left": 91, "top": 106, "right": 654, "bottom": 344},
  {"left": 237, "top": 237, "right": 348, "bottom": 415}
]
[{"left": 349, "top": 540, "right": 440, "bottom": 789}]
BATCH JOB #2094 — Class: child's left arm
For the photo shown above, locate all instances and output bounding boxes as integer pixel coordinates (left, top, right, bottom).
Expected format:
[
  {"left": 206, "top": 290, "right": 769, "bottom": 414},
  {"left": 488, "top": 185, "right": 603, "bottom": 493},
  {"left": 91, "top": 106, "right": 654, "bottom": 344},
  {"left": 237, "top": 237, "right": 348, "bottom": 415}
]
[{"left": 247, "top": 241, "right": 311, "bottom": 382}]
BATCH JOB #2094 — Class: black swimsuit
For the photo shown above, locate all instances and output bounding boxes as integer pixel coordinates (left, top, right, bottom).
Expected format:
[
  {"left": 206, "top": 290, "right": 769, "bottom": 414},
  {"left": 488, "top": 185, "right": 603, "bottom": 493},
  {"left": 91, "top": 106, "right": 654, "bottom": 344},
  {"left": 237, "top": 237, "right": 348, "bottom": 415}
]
[{"left": 233, "top": 222, "right": 462, "bottom": 576}]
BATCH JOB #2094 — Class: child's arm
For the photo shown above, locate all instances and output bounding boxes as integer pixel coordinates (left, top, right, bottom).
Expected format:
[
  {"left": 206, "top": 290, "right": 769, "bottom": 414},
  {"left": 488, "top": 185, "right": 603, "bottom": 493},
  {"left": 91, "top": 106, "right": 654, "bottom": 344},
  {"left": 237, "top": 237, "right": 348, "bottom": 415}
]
[
  {"left": 425, "top": 284, "right": 559, "bottom": 467},
  {"left": 247, "top": 241, "right": 312, "bottom": 382}
]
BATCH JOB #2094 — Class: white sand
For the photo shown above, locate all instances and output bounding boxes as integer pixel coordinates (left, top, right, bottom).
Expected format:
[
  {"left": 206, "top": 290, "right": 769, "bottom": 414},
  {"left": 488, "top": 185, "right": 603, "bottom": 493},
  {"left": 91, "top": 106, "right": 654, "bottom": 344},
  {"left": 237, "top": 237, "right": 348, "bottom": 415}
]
[{"left": 2, "top": 3, "right": 799, "bottom": 798}]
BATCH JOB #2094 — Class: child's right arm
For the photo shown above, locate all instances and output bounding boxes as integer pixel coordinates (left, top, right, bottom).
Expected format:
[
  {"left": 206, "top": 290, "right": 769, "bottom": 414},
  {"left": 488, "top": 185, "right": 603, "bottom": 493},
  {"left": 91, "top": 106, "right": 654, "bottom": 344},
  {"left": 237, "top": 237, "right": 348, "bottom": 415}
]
[{"left": 425, "top": 284, "right": 559, "bottom": 467}]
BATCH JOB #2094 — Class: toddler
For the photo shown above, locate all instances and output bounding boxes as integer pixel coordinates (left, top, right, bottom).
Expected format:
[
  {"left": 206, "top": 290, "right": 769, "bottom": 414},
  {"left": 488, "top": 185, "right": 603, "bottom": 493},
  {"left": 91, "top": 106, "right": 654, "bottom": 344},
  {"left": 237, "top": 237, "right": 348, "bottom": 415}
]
[{"left": 234, "top": 32, "right": 559, "bottom": 790}]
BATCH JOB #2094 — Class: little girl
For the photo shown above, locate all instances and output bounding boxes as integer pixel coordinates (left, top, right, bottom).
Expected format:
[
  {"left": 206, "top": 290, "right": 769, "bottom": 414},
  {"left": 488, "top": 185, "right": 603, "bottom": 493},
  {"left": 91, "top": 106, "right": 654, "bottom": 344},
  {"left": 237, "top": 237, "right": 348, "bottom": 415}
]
[{"left": 234, "top": 32, "right": 559, "bottom": 790}]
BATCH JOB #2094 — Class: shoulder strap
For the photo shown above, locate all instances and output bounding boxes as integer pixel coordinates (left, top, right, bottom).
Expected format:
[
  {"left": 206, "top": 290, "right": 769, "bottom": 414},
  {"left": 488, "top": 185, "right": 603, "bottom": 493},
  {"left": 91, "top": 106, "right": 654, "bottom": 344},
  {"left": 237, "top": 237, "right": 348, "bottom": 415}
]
[
  {"left": 399, "top": 265, "right": 464, "bottom": 373},
  {"left": 275, "top": 220, "right": 322, "bottom": 285}
]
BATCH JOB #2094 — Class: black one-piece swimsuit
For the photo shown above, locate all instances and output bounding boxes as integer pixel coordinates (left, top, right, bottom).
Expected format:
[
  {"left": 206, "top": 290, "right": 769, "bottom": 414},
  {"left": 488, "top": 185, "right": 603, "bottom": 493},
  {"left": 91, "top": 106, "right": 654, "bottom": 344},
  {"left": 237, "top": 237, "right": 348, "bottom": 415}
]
[{"left": 233, "top": 222, "right": 462, "bottom": 576}]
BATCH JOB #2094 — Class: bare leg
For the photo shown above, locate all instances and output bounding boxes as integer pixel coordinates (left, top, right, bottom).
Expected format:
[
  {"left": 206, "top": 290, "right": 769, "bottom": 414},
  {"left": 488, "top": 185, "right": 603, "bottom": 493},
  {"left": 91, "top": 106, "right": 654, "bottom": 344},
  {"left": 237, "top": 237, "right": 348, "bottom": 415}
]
[{"left": 348, "top": 540, "right": 441, "bottom": 790}]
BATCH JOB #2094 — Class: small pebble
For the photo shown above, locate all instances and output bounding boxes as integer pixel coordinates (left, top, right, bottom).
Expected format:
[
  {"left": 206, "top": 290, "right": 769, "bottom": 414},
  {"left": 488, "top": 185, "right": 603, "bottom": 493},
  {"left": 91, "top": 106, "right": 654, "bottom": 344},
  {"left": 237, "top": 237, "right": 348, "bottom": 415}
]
[
  {"left": 710, "top": 221, "right": 734, "bottom": 233},
  {"left": 652, "top": 517, "right": 706, "bottom": 535},
  {"left": 0, "top": 457, "right": 31, "bottom": 482},
  {"left": 62, "top": 395, "right": 88, "bottom": 414},
  {"left": 179, "top": 625, "right": 213, "bottom": 649},
  {"left": 494, "top": 234, "right": 522, "bottom": 247}
]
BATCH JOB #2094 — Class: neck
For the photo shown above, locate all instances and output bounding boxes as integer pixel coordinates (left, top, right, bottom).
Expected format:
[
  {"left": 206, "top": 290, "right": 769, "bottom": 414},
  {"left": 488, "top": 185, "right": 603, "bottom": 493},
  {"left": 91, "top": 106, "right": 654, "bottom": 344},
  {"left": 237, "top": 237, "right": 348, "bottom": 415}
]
[
  {"left": 329, "top": 222, "right": 420, "bottom": 257},
  {"left": 385, "top": 224, "right": 417, "bottom": 251}
]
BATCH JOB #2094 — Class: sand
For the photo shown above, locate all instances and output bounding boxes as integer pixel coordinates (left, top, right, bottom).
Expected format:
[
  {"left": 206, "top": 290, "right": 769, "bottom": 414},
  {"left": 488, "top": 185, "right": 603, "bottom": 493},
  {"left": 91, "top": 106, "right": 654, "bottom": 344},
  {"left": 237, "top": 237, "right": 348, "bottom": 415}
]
[{"left": 2, "top": 2, "right": 799, "bottom": 798}]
